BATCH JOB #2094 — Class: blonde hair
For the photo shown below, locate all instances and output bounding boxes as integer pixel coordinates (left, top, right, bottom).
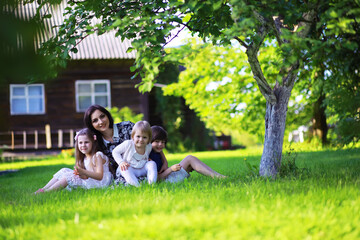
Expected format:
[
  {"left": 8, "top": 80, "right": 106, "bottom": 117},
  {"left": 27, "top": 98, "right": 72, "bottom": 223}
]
[
  {"left": 75, "top": 128, "right": 99, "bottom": 170},
  {"left": 131, "top": 121, "right": 152, "bottom": 143}
]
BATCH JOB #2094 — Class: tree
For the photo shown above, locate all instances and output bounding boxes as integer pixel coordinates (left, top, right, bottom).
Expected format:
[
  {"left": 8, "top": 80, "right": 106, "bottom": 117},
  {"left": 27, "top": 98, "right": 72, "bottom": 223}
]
[
  {"left": 0, "top": 0, "right": 50, "bottom": 84},
  {"left": 151, "top": 62, "right": 212, "bottom": 152},
  {"left": 35, "top": 0, "right": 359, "bottom": 177},
  {"left": 164, "top": 39, "right": 267, "bottom": 141}
]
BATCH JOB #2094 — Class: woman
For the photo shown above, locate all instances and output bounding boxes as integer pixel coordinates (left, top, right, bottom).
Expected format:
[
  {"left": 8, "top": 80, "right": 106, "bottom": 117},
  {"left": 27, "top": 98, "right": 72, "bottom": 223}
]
[{"left": 83, "top": 104, "right": 134, "bottom": 185}]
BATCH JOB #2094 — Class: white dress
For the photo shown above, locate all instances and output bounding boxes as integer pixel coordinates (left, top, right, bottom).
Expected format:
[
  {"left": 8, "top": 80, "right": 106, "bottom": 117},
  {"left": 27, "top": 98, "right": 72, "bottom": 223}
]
[{"left": 53, "top": 151, "right": 113, "bottom": 190}]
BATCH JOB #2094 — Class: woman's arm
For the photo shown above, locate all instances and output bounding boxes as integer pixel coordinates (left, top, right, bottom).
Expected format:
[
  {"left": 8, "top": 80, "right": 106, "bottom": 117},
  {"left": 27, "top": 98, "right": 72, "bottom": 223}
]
[{"left": 76, "top": 154, "right": 105, "bottom": 180}]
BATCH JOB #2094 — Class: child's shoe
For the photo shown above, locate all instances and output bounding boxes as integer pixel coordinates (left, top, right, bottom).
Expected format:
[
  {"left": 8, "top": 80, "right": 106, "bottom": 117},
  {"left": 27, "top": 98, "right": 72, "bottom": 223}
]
[{"left": 34, "top": 188, "right": 44, "bottom": 194}]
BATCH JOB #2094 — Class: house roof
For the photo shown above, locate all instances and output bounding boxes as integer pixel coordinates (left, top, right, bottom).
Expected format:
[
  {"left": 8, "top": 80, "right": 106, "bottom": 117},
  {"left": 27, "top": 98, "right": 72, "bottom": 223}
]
[{"left": 14, "top": 1, "right": 136, "bottom": 60}]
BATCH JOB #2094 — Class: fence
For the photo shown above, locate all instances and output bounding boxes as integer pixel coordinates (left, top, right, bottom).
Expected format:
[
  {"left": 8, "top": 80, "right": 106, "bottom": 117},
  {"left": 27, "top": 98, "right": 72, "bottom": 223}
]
[{"left": 0, "top": 124, "right": 77, "bottom": 150}]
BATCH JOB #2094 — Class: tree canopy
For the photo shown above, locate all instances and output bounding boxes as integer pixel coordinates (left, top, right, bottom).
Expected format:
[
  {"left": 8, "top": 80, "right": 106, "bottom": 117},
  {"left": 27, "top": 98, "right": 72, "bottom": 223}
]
[
  {"left": 33, "top": 0, "right": 360, "bottom": 176},
  {"left": 0, "top": 0, "right": 51, "bottom": 84}
]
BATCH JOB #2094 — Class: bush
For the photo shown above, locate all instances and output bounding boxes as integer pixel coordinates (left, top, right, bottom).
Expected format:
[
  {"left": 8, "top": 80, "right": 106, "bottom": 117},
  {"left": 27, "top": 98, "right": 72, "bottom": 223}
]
[{"left": 107, "top": 106, "right": 144, "bottom": 124}]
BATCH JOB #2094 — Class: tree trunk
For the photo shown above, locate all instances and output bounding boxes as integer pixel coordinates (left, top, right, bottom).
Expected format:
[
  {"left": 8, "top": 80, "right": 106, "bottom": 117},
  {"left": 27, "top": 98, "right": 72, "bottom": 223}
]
[
  {"left": 259, "top": 86, "right": 291, "bottom": 177},
  {"left": 312, "top": 93, "right": 328, "bottom": 146}
]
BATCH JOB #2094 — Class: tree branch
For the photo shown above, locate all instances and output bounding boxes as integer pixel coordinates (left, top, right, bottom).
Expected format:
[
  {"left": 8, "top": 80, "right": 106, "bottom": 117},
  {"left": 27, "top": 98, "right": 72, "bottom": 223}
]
[
  {"left": 247, "top": 46, "right": 277, "bottom": 104},
  {"left": 233, "top": 36, "right": 248, "bottom": 48},
  {"left": 282, "top": 61, "right": 300, "bottom": 89},
  {"left": 162, "top": 24, "right": 188, "bottom": 49},
  {"left": 296, "top": 10, "right": 317, "bottom": 38},
  {"left": 270, "top": 16, "right": 285, "bottom": 46},
  {"left": 254, "top": 75, "right": 277, "bottom": 104},
  {"left": 251, "top": 10, "right": 268, "bottom": 52},
  {"left": 246, "top": 10, "right": 276, "bottom": 104},
  {"left": 282, "top": 10, "right": 317, "bottom": 87}
]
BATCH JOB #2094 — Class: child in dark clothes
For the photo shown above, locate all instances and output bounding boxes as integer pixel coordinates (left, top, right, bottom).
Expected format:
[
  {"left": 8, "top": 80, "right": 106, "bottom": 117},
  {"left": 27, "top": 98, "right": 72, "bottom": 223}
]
[{"left": 150, "top": 126, "right": 226, "bottom": 183}]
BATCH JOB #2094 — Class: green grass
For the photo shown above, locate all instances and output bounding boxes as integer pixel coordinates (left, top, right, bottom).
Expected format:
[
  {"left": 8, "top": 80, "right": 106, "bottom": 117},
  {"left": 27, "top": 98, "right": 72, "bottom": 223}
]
[{"left": 1, "top": 147, "right": 359, "bottom": 240}]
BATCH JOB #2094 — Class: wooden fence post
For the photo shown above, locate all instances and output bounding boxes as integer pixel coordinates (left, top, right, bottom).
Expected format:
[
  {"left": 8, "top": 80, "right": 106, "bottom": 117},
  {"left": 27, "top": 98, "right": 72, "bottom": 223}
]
[
  {"left": 34, "top": 130, "right": 38, "bottom": 149},
  {"left": 23, "top": 131, "right": 26, "bottom": 149},
  {"left": 45, "top": 124, "right": 52, "bottom": 149},
  {"left": 11, "top": 131, "right": 14, "bottom": 149},
  {"left": 58, "top": 129, "right": 63, "bottom": 148},
  {"left": 70, "top": 129, "right": 74, "bottom": 147}
]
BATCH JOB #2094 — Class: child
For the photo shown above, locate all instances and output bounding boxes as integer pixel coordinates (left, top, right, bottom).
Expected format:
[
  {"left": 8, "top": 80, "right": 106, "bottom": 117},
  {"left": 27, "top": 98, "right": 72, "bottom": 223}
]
[
  {"left": 112, "top": 120, "right": 157, "bottom": 187},
  {"left": 34, "top": 128, "right": 113, "bottom": 193},
  {"left": 150, "top": 126, "right": 226, "bottom": 183}
]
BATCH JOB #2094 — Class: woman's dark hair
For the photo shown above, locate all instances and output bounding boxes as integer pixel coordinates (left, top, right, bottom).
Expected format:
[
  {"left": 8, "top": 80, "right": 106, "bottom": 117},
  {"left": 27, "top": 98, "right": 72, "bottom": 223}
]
[
  {"left": 83, "top": 104, "right": 114, "bottom": 151},
  {"left": 84, "top": 105, "right": 114, "bottom": 131},
  {"left": 151, "top": 125, "right": 168, "bottom": 143}
]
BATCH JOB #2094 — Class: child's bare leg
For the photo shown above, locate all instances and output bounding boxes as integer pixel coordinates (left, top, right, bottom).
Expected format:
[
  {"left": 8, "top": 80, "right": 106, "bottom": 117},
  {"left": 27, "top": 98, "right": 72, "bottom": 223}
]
[
  {"left": 45, "top": 178, "right": 68, "bottom": 192},
  {"left": 42, "top": 178, "right": 59, "bottom": 190},
  {"left": 179, "top": 155, "right": 226, "bottom": 178}
]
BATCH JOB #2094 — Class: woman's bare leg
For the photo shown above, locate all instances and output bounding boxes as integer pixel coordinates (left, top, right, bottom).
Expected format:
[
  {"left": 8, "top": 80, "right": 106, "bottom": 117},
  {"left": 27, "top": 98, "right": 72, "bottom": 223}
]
[{"left": 179, "top": 155, "right": 226, "bottom": 178}]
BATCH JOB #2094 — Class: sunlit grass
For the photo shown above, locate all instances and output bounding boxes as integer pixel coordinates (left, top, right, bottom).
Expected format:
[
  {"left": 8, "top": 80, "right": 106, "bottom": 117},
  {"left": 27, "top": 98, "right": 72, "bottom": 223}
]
[{"left": 0, "top": 147, "right": 359, "bottom": 239}]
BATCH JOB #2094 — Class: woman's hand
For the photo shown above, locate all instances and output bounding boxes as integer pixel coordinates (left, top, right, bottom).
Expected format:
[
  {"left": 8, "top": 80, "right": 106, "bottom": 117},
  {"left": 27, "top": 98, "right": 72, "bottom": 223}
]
[
  {"left": 170, "top": 164, "right": 181, "bottom": 172},
  {"left": 119, "top": 162, "right": 130, "bottom": 171}
]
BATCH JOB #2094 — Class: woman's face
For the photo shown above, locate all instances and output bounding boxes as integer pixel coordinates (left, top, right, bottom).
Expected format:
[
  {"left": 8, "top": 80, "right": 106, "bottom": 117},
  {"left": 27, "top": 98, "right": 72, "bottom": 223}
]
[{"left": 91, "top": 109, "right": 110, "bottom": 133}]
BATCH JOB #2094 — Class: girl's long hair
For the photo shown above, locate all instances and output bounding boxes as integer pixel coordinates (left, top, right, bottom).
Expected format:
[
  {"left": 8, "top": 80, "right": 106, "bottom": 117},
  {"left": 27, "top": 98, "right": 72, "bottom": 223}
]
[
  {"left": 83, "top": 104, "right": 114, "bottom": 152},
  {"left": 75, "top": 128, "right": 99, "bottom": 170}
]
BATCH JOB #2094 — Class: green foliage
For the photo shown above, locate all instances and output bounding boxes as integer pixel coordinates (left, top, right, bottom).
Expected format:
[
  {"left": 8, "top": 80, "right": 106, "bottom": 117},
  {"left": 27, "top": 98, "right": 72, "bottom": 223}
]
[
  {"left": 59, "top": 149, "right": 74, "bottom": 159},
  {"left": 152, "top": 62, "right": 212, "bottom": 152},
  {"left": 33, "top": 1, "right": 360, "bottom": 135},
  {"left": 243, "top": 157, "right": 259, "bottom": 178},
  {"left": 243, "top": 146, "right": 311, "bottom": 179},
  {"left": 0, "top": 0, "right": 53, "bottom": 84},
  {"left": 1, "top": 148, "right": 360, "bottom": 239},
  {"left": 278, "top": 146, "right": 310, "bottom": 178},
  {"left": 31, "top": 0, "right": 360, "bottom": 176},
  {"left": 107, "top": 106, "right": 143, "bottom": 124},
  {"left": 164, "top": 40, "right": 267, "bottom": 139}
]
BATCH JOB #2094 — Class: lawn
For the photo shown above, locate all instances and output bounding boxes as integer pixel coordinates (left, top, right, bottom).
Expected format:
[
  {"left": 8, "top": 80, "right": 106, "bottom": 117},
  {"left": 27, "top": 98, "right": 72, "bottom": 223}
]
[{"left": 0, "top": 146, "right": 359, "bottom": 240}]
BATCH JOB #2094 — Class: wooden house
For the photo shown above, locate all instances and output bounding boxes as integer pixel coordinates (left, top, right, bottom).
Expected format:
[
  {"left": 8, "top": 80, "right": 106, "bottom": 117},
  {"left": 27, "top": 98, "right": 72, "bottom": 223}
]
[{"left": 0, "top": 2, "right": 149, "bottom": 151}]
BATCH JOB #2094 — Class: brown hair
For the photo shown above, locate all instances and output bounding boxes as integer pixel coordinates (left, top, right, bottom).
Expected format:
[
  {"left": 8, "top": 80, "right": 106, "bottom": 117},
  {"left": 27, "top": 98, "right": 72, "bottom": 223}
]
[
  {"left": 83, "top": 104, "right": 114, "bottom": 151},
  {"left": 75, "top": 128, "right": 99, "bottom": 170},
  {"left": 151, "top": 125, "right": 168, "bottom": 143}
]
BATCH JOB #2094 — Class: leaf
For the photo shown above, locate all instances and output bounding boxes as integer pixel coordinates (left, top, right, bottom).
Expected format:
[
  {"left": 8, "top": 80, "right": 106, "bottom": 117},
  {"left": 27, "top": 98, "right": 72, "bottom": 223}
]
[{"left": 130, "top": 66, "right": 137, "bottom": 72}]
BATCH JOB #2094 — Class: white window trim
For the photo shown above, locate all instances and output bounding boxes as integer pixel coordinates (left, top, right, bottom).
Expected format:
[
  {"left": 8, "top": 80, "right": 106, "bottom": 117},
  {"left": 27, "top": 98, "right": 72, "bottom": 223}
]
[
  {"left": 10, "top": 84, "right": 45, "bottom": 115},
  {"left": 75, "top": 80, "right": 111, "bottom": 112}
]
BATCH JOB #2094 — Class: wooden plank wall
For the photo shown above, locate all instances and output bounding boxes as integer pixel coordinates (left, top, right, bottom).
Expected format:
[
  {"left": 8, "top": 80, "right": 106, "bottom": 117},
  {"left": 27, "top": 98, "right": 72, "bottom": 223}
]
[{"left": 0, "top": 59, "right": 149, "bottom": 135}]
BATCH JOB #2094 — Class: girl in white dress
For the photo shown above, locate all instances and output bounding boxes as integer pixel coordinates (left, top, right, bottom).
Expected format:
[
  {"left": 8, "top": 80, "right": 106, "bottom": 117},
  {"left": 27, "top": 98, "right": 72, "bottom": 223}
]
[{"left": 34, "top": 128, "right": 112, "bottom": 193}]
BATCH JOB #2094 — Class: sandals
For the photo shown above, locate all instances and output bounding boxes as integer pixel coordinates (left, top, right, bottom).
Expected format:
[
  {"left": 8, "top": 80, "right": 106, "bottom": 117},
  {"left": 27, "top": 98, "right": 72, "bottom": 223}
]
[{"left": 34, "top": 188, "right": 45, "bottom": 194}]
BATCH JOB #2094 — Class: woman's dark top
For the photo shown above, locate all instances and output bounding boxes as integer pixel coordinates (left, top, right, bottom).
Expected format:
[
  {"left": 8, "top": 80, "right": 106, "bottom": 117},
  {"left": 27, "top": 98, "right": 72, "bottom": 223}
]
[{"left": 101, "top": 121, "right": 134, "bottom": 175}]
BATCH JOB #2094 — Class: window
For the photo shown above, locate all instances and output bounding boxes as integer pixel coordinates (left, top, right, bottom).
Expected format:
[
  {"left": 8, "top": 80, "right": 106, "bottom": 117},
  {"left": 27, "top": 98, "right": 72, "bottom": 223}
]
[
  {"left": 10, "top": 84, "right": 45, "bottom": 115},
  {"left": 75, "top": 80, "right": 111, "bottom": 112}
]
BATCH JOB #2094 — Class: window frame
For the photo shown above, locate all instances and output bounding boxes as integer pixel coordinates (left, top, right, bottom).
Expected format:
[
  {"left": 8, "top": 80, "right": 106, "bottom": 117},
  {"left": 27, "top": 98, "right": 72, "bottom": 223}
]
[
  {"left": 75, "top": 79, "right": 111, "bottom": 112},
  {"left": 10, "top": 84, "right": 45, "bottom": 115}
]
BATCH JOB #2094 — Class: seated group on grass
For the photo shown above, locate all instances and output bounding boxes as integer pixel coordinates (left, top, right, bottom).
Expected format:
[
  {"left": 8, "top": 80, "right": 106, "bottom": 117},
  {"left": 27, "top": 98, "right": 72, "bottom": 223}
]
[{"left": 35, "top": 105, "right": 225, "bottom": 194}]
